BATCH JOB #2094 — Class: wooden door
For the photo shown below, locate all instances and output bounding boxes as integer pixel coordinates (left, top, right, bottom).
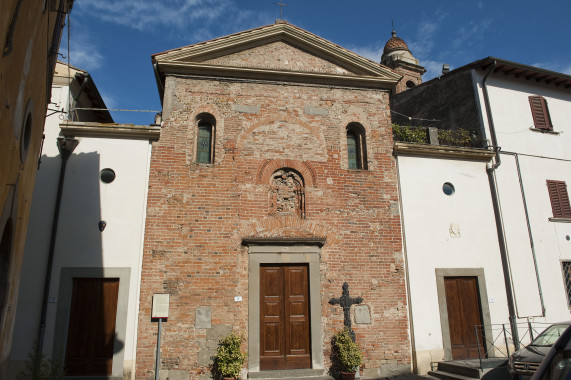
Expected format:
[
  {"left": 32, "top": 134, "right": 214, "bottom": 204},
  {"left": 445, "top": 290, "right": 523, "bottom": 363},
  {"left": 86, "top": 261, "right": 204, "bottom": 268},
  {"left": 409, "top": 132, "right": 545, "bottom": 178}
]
[
  {"left": 65, "top": 278, "right": 119, "bottom": 375},
  {"left": 260, "top": 264, "right": 311, "bottom": 370},
  {"left": 444, "top": 277, "right": 485, "bottom": 360}
]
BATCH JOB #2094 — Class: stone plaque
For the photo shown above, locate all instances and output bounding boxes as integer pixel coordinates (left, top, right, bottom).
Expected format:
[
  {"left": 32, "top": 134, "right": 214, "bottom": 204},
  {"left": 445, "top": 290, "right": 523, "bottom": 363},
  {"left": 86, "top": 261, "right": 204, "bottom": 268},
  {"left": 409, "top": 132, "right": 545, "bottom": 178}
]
[
  {"left": 195, "top": 307, "right": 212, "bottom": 329},
  {"left": 355, "top": 305, "right": 371, "bottom": 324}
]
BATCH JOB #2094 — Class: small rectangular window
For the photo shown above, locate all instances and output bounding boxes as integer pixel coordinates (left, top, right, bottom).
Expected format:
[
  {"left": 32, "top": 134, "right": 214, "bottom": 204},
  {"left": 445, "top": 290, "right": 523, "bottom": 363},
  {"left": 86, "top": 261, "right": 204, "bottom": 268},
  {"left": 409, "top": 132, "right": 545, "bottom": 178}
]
[
  {"left": 562, "top": 262, "right": 571, "bottom": 308},
  {"left": 529, "top": 96, "right": 553, "bottom": 131},
  {"left": 547, "top": 180, "right": 571, "bottom": 219}
]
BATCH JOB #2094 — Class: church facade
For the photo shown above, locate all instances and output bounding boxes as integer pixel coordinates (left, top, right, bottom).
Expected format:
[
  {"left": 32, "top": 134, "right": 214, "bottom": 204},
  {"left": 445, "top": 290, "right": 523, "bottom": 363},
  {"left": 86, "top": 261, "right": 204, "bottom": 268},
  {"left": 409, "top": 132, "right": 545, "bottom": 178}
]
[{"left": 135, "top": 22, "right": 411, "bottom": 379}]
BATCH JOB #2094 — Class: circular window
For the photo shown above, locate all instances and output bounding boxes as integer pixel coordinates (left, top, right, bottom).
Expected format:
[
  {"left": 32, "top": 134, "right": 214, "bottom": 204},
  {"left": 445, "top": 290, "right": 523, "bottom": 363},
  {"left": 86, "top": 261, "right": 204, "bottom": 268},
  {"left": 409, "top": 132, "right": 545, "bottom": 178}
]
[
  {"left": 99, "top": 168, "right": 116, "bottom": 184},
  {"left": 406, "top": 80, "right": 416, "bottom": 89},
  {"left": 442, "top": 182, "right": 455, "bottom": 196}
]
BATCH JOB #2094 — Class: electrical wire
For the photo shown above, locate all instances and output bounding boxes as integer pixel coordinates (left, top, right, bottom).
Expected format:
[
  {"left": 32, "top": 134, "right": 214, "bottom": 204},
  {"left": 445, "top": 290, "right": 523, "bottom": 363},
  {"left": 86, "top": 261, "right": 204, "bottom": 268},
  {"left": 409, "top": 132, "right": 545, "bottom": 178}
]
[{"left": 390, "top": 109, "right": 440, "bottom": 122}]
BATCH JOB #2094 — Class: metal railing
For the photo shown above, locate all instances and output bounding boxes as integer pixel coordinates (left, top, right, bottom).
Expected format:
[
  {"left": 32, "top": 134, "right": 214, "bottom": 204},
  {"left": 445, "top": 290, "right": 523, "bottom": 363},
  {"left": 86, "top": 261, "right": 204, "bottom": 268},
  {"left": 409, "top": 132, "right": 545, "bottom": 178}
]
[{"left": 473, "top": 320, "right": 553, "bottom": 370}]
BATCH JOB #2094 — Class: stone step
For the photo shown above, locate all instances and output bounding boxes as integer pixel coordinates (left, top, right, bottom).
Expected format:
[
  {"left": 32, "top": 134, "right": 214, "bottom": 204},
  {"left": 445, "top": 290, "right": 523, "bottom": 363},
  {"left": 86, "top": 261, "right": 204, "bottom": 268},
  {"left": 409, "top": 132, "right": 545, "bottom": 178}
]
[
  {"left": 437, "top": 362, "right": 481, "bottom": 378},
  {"left": 428, "top": 370, "right": 477, "bottom": 380},
  {"left": 248, "top": 369, "right": 332, "bottom": 380}
]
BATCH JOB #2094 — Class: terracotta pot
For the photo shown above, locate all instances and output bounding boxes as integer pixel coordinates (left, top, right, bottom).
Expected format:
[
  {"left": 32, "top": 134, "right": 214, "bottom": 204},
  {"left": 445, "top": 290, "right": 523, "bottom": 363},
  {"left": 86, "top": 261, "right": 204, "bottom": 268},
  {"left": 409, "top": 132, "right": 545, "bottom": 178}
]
[{"left": 341, "top": 371, "right": 356, "bottom": 380}]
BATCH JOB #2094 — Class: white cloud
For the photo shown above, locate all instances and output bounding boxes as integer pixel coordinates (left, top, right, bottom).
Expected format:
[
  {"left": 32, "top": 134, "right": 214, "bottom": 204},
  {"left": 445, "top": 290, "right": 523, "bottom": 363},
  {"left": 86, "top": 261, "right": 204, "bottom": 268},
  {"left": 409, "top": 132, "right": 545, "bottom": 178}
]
[
  {"left": 346, "top": 45, "right": 383, "bottom": 63},
  {"left": 421, "top": 59, "right": 448, "bottom": 81},
  {"left": 451, "top": 19, "right": 492, "bottom": 49},
  {"left": 77, "top": 0, "right": 271, "bottom": 36},
  {"left": 562, "top": 65, "right": 571, "bottom": 76},
  {"left": 59, "top": 23, "right": 104, "bottom": 72}
]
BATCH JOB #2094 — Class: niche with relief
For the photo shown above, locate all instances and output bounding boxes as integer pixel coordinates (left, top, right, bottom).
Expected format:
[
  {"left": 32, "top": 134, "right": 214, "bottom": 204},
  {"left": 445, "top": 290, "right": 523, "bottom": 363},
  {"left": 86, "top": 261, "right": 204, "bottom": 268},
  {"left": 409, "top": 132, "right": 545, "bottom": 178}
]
[{"left": 269, "top": 168, "right": 305, "bottom": 218}]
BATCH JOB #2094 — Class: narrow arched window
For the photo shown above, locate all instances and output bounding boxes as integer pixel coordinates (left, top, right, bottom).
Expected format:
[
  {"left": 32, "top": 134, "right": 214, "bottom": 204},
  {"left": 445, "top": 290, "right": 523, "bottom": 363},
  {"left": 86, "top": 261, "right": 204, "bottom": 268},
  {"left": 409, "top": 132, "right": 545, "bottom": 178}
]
[
  {"left": 196, "top": 113, "right": 216, "bottom": 164},
  {"left": 346, "top": 123, "right": 367, "bottom": 170}
]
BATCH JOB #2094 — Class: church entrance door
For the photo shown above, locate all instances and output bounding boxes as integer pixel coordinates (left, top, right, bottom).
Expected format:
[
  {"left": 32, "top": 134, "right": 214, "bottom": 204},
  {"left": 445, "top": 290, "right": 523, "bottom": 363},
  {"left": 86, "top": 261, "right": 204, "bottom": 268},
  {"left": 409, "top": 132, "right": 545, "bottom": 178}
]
[
  {"left": 260, "top": 264, "right": 311, "bottom": 370},
  {"left": 444, "top": 276, "right": 486, "bottom": 360},
  {"left": 64, "top": 278, "right": 119, "bottom": 375}
]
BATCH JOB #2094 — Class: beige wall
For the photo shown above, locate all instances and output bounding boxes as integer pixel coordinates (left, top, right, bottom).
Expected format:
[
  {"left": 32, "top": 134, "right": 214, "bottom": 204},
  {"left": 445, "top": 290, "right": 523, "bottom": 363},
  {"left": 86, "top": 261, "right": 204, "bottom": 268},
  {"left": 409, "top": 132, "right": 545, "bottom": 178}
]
[{"left": 0, "top": 1, "right": 71, "bottom": 374}]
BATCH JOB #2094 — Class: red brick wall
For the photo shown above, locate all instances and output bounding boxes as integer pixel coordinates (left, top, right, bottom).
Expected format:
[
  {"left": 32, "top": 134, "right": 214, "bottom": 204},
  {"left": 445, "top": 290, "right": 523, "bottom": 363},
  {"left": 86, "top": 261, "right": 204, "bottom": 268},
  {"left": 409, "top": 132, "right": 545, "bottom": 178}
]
[{"left": 135, "top": 75, "right": 409, "bottom": 379}]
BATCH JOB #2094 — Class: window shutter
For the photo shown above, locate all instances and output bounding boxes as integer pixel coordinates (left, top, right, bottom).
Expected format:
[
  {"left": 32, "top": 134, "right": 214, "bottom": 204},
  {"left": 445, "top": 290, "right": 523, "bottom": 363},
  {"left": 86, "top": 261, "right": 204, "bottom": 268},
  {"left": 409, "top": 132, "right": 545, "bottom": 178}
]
[
  {"left": 529, "top": 96, "right": 553, "bottom": 130},
  {"left": 547, "top": 180, "right": 571, "bottom": 218}
]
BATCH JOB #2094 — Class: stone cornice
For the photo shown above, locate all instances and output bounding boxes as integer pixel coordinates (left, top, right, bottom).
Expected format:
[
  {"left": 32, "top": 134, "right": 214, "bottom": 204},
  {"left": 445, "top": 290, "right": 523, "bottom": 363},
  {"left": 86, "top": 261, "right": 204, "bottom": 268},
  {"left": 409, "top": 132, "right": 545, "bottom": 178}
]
[
  {"left": 60, "top": 121, "right": 161, "bottom": 140},
  {"left": 154, "top": 23, "right": 400, "bottom": 82},
  {"left": 160, "top": 61, "right": 397, "bottom": 89},
  {"left": 394, "top": 141, "right": 495, "bottom": 161}
]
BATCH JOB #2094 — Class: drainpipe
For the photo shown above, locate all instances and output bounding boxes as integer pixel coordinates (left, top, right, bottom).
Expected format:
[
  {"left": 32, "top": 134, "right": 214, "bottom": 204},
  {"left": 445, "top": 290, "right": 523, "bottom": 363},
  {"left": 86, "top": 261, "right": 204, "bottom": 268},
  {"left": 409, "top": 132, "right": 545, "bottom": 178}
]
[
  {"left": 37, "top": 136, "right": 79, "bottom": 356},
  {"left": 482, "top": 60, "right": 520, "bottom": 350},
  {"left": 504, "top": 151, "right": 546, "bottom": 317}
]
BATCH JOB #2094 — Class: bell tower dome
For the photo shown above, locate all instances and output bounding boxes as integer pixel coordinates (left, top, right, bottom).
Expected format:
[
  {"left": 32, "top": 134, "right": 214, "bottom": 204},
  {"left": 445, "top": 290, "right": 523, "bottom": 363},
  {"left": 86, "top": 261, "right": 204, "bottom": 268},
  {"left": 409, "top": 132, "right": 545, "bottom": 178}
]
[{"left": 381, "top": 30, "right": 426, "bottom": 94}]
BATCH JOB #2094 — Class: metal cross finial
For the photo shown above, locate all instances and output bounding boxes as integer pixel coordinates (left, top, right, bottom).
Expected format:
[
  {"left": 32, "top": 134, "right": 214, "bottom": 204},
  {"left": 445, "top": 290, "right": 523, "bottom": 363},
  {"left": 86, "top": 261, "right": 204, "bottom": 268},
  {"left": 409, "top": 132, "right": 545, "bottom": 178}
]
[{"left": 275, "top": 2, "right": 287, "bottom": 19}]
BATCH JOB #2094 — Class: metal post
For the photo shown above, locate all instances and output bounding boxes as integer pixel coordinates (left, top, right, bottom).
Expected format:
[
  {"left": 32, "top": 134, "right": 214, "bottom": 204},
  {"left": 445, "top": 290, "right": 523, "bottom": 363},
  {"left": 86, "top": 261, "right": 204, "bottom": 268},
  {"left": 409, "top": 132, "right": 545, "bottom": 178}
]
[
  {"left": 528, "top": 319, "right": 535, "bottom": 341},
  {"left": 503, "top": 324, "right": 510, "bottom": 357},
  {"left": 155, "top": 318, "right": 162, "bottom": 380},
  {"left": 475, "top": 325, "right": 483, "bottom": 370}
]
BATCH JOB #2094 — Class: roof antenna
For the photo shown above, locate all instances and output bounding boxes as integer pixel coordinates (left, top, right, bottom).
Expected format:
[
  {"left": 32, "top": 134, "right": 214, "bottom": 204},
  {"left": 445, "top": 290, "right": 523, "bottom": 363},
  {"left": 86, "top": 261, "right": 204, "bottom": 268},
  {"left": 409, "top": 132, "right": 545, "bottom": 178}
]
[{"left": 275, "top": 2, "right": 287, "bottom": 21}]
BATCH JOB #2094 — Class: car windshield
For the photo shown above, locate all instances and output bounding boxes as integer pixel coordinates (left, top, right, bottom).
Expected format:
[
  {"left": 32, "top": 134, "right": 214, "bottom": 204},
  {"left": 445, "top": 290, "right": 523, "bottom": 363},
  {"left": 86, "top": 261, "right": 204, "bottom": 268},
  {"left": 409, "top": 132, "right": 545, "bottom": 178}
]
[{"left": 531, "top": 324, "right": 570, "bottom": 347}]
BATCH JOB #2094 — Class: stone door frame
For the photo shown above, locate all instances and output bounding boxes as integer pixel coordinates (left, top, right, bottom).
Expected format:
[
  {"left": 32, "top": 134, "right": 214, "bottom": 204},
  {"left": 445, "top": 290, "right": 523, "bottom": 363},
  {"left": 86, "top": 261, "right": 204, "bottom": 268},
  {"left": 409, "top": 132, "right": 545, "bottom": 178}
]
[
  {"left": 435, "top": 268, "right": 493, "bottom": 361},
  {"left": 247, "top": 244, "right": 323, "bottom": 373}
]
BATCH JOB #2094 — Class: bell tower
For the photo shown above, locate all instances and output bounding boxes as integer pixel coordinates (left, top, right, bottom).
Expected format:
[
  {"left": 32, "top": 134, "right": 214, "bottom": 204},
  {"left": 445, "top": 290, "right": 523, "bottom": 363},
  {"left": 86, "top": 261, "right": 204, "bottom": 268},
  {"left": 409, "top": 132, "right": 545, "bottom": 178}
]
[{"left": 381, "top": 30, "right": 426, "bottom": 94}]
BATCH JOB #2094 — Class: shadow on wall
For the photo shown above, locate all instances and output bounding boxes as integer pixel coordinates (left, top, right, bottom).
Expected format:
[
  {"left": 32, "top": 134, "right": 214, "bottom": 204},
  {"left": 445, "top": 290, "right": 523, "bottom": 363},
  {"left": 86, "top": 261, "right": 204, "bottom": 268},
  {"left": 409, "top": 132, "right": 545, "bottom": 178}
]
[{"left": 10, "top": 149, "right": 125, "bottom": 378}]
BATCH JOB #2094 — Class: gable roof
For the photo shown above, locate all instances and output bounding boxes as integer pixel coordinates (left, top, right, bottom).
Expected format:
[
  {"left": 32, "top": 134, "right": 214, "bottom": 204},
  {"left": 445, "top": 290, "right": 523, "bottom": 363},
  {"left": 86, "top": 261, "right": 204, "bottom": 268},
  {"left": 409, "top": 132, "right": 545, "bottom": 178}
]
[{"left": 152, "top": 21, "right": 401, "bottom": 101}]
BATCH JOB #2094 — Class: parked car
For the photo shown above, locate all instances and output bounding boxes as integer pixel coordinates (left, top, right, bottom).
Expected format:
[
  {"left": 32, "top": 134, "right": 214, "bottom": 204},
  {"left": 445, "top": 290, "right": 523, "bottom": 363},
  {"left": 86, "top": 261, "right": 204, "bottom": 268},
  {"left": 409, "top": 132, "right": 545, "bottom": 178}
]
[
  {"left": 531, "top": 324, "right": 571, "bottom": 380},
  {"left": 508, "top": 322, "right": 571, "bottom": 379}
]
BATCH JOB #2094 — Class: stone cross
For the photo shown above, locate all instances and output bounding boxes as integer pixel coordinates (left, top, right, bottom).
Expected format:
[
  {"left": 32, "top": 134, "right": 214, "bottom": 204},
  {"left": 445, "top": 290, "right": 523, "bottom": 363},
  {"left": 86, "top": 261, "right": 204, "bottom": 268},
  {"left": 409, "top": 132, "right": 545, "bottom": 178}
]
[{"left": 329, "top": 282, "right": 363, "bottom": 341}]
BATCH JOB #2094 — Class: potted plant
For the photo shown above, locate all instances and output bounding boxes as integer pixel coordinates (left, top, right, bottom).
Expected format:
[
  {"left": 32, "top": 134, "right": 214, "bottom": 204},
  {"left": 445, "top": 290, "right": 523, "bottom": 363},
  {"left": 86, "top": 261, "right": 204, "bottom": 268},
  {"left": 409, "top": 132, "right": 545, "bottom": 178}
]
[
  {"left": 332, "top": 328, "right": 363, "bottom": 380},
  {"left": 213, "top": 332, "right": 246, "bottom": 380}
]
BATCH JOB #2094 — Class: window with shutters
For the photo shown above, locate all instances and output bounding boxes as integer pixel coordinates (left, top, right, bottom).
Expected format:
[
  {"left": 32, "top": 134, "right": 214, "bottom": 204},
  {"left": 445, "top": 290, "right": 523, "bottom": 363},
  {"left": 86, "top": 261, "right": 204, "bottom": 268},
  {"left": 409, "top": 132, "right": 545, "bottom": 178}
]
[
  {"left": 346, "top": 123, "right": 367, "bottom": 170},
  {"left": 196, "top": 113, "right": 216, "bottom": 164},
  {"left": 529, "top": 96, "right": 553, "bottom": 131},
  {"left": 547, "top": 180, "right": 571, "bottom": 219}
]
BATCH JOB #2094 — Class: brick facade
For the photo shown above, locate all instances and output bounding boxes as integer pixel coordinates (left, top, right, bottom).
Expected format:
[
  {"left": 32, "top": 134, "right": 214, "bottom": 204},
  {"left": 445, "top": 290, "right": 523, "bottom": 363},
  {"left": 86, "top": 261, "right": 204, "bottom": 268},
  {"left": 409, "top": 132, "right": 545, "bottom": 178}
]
[{"left": 136, "top": 24, "right": 410, "bottom": 379}]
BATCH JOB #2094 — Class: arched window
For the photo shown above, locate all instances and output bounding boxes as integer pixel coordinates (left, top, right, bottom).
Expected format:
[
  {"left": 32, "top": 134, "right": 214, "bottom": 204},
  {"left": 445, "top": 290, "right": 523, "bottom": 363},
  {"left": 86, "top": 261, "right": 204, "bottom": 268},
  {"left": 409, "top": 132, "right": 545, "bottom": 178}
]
[
  {"left": 196, "top": 113, "right": 216, "bottom": 164},
  {"left": 346, "top": 123, "right": 367, "bottom": 170}
]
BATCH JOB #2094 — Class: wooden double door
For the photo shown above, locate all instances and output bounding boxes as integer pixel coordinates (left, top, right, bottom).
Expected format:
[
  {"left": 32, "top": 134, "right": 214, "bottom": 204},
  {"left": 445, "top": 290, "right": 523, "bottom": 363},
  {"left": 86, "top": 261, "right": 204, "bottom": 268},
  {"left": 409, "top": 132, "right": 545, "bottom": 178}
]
[
  {"left": 65, "top": 278, "right": 119, "bottom": 376},
  {"left": 260, "top": 264, "right": 311, "bottom": 370},
  {"left": 444, "top": 276, "right": 486, "bottom": 360}
]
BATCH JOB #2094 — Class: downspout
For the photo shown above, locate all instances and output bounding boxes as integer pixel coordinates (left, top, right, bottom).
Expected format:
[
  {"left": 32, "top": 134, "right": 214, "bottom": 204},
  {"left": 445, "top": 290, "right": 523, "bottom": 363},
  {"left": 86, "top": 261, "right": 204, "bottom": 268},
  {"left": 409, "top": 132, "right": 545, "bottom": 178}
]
[
  {"left": 505, "top": 151, "right": 546, "bottom": 316},
  {"left": 37, "top": 136, "right": 79, "bottom": 356},
  {"left": 482, "top": 60, "right": 520, "bottom": 349}
]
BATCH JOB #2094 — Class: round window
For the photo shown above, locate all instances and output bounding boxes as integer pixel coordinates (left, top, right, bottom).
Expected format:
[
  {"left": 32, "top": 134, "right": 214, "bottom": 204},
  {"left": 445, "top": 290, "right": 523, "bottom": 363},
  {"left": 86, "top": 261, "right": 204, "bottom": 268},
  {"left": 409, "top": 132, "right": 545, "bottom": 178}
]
[
  {"left": 443, "top": 182, "right": 455, "bottom": 196},
  {"left": 20, "top": 99, "right": 34, "bottom": 163},
  {"left": 99, "top": 168, "right": 116, "bottom": 184}
]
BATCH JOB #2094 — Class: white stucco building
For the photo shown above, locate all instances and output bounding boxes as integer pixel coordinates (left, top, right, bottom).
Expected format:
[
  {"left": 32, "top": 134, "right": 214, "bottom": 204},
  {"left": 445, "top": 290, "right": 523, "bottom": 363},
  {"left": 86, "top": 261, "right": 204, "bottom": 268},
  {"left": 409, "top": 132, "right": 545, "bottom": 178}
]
[
  {"left": 392, "top": 58, "right": 571, "bottom": 374},
  {"left": 8, "top": 62, "right": 159, "bottom": 379}
]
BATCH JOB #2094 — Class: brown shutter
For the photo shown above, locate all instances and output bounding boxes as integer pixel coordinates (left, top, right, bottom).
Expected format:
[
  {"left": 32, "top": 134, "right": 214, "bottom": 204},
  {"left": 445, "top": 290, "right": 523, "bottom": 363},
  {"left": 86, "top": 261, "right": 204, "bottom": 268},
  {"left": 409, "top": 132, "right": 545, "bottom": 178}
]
[
  {"left": 529, "top": 96, "right": 553, "bottom": 130},
  {"left": 547, "top": 180, "right": 571, "bottom": 218}
]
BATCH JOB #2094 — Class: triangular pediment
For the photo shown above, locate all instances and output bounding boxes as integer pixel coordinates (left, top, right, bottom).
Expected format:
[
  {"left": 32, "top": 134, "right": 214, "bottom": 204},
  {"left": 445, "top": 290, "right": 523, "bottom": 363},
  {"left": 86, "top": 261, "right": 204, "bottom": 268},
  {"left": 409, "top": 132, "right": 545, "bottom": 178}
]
[{"left": 153, "top": 22, "right": 401, "bottom": 91}]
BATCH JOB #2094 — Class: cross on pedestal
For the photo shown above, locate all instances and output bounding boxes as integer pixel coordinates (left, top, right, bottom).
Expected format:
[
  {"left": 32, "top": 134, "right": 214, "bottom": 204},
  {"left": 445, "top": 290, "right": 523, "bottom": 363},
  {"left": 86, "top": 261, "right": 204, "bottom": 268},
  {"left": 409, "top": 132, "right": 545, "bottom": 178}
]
[
  {"left": 274, "top": 2, "right": 287, "bottom": 19},
  {"left": 329, "top": 282, "right": 363, "bottom": 341}
]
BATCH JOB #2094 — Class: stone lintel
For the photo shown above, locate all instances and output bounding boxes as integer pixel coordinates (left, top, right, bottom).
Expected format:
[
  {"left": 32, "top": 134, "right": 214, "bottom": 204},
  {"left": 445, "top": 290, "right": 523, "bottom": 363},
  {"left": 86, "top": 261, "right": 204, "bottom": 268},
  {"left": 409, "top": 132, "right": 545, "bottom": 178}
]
[
  {"left": 304, "top": 105, "right": 329, "bottom": 116},
  {"left": 233, "top": 104, "right": 260, "bottom": 114}
]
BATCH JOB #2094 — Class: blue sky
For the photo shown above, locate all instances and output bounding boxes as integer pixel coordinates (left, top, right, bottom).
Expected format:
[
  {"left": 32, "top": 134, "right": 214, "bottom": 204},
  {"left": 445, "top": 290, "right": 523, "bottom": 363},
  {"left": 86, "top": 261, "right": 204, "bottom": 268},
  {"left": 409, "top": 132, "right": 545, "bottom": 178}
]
[{"left": 61, "top": 0, "right": 571, "bottom": 125}]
